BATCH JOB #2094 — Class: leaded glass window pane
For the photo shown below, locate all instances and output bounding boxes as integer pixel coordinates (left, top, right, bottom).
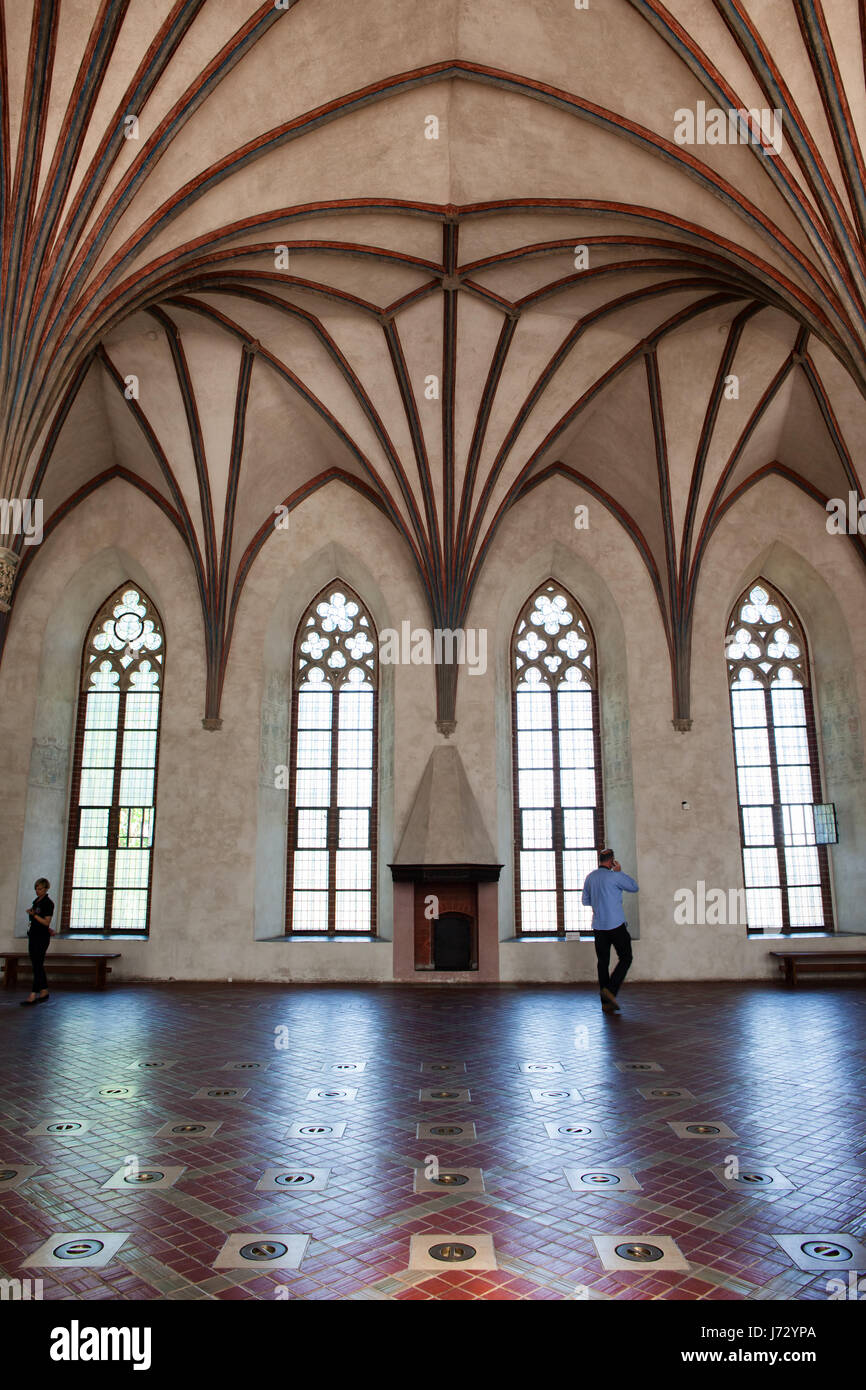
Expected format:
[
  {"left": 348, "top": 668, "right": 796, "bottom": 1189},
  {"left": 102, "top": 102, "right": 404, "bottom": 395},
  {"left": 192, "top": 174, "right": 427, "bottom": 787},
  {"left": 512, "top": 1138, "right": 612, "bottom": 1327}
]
[
  {"left": 727, "top": 580, "right": 832, "bottom": 934},
  {"left": 78, "top": 809, "right": 109, "bottom": 846},
  {"left": 745, "top": 887, "right": 783, "bottom": 931},
  {"left": 85, "top": 692, "right": 120, "bottom": 729},
  {"left": 559, "top": 729, "right": 595, "bottom": 767},
  {"left": 111, "top": 890, "right": 148, "bottom": 932},
  {"left": 62, "top": 587, "right": 163, "bottom": 936},
  {"left": 69, "top": 889, "right": 106, "bottom": 930},
  {"left": 338, "top": 809, "right": 369, "bottom": 848},
  {"left": 336, "top": 851, "right": 371, "bottom": 891},
  {"left": 518, "top": 729, "right": 553, "bottom": 766},
  {"left": 292, "top": 891, "right": 329, "bottom": 932},
  {"left": 563, "top": 808, "right": 595, "bottom": 848},
  {"left": 520, "top": 850, "right": 556, "bottom": 891},
  {"left": 734, "top": 728, "right": 770, "bottom": 766},
  {"left": 520, "top": 891, "right": 557, "bottom": 932},
  {"left": 113, "top": 851, "right": 150, "bottom": 888},
  {"left": 118, "top": 768, "right": 154, "bottom": 806},
  {"left": 518, "top": 768, "right": 554, "bottom": 808},
  {"left": 788, "top": 886, "right": 823, "bottom": 927},
  {"left": 79, "top": 769, "right": 115, "bottom": 806},
  {"left": 742, "top": 806, "right": 774, "bottom": 846},
  {"left": 777, "top": 765, "right": 813, "bottom": 804},
  {"left": 564, "top": 891, "right": 591, "bottom": 933},
  {"left": 293, "top": 852, "right": 329, "bottom": 890},
  {"left": 73, "top": 849, "right": 109, "bottom": 886},
  {"left": 286, "top": 586, "right": 377, "bottom": 934},
  {"left": 512, "top": 582, "right": 603, "bottom": 935},
  {"left": 81, "top": 730, "right": 117, "bottom": 767},
  {"left": 560, "top": 768, "right": 596, "bottom": 808},
  {"left": 336, "top": 892, "right": 371, "bottom": 932},
  {"left": 337, "top": 768, "right": 372, "bottom": 807},
  {"left": 522, "top": 810, "right": 552, "bottom": 848},
  {"left": 296, "top": 810, "right": 328, "bottom": 848}
]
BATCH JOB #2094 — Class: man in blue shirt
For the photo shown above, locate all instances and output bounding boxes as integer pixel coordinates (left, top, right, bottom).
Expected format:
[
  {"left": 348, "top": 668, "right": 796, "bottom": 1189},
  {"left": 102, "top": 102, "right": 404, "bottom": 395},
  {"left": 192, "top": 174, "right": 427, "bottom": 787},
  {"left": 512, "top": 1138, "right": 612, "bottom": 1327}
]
[{"left": 581, "top": 849, "right": 638, "bottom": 1013}]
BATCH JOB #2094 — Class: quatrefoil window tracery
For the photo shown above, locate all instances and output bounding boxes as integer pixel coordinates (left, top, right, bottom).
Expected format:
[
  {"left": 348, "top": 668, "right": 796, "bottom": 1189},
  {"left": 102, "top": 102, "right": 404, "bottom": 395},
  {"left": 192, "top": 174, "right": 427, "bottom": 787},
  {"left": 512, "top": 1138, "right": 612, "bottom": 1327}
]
[
  {"left": 295, "top": 587, "right": 377, "bottom": 691},
  {"left": 83, "top": 588, "right": 163, "bottom": 691},
  {"left": 726, "top": 582, "right": 808, "bottom": 689},
  {"left": 513, "top": 582, "right": 595, "bottom": 688}
]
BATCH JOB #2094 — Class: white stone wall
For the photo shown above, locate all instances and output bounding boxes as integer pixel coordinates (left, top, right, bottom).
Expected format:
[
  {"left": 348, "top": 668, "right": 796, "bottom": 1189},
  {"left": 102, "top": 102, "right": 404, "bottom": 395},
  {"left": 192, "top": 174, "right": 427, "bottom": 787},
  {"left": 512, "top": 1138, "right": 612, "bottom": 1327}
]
[{"left": 1, "top": 471, "right": 864, "bottom": 983}]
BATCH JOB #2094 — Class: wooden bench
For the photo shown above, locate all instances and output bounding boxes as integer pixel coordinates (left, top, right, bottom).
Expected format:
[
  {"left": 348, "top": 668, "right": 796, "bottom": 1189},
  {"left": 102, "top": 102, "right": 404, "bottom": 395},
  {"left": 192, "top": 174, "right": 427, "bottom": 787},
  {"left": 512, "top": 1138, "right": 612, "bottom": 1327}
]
[
  {"left": 1, "top": 952, "right": 121, "bottom": 991},
  {"left": 769, "top": 950, "right": 866, "bottom": 987}
]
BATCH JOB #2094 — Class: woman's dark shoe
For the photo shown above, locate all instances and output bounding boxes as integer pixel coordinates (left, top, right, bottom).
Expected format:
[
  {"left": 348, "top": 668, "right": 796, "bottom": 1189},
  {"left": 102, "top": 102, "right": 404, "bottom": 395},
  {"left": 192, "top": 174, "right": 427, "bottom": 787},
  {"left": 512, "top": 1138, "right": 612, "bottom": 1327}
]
[
  {"left": 20, "top": 998, "right": 38, "bottom": 1006},
  {"left": 35, "top": 993, "right": 50, "bottom": 1003}
]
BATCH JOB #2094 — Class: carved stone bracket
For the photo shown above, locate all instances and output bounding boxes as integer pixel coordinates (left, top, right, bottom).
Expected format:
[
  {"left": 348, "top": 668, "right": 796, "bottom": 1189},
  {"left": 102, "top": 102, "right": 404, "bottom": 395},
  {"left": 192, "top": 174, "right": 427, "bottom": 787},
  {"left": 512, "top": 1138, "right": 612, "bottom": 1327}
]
[
  {"left": 0, "top": 546, "right": 19, "bottom": 613},
  {"left": 435, "top": 661, "right": 458, "bottom": 736},
  {"left": 672, "top": 717, "right": 693, "bottom": 733}
]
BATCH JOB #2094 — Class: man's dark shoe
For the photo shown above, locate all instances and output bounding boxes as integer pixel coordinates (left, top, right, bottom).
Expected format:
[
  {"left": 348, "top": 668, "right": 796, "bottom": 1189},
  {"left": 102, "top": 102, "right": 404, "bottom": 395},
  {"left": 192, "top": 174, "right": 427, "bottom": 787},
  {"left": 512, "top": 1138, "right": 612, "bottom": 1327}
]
[{"left": 601, "top": 988, "right": 621, "bottom": 1012}]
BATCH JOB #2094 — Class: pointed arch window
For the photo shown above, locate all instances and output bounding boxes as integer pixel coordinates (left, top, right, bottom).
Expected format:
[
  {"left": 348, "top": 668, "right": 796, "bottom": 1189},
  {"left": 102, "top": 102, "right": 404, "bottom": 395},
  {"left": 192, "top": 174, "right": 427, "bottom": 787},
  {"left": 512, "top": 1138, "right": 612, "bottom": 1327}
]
[
  {"left": 62, "top": 586, "right": 164, "bottom": 935},
  {"left": 512, "top": 581, "right": 604, "bottom": 935},
  {"left": 286, "top": 585, "right": 378, "bottom": 934},
  {"left": 726, "top": 580, "right": 833, "bottom": 934}
]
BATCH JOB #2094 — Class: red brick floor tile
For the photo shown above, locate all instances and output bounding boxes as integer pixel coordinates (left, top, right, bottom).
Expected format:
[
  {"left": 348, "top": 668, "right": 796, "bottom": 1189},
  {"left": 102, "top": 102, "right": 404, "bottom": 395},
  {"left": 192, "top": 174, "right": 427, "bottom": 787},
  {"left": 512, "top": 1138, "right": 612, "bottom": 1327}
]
[{"left": 2, "top": 979, "right": 863, "bottom": 1302}]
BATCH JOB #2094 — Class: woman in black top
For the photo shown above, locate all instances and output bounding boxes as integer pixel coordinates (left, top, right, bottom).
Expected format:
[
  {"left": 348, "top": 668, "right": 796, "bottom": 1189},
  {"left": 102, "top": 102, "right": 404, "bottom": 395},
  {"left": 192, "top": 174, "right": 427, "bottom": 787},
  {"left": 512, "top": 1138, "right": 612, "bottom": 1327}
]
[{"left": 21, "top": 877, "right": 55, "bottom": 1006}]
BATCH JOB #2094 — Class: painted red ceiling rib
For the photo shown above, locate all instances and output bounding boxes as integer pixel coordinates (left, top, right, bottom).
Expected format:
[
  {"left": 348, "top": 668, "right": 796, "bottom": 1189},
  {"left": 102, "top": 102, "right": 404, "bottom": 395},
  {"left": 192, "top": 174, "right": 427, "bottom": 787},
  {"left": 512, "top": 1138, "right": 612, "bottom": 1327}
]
[{"left": 0, "top": 0, "right": 864, "bottom": 734}]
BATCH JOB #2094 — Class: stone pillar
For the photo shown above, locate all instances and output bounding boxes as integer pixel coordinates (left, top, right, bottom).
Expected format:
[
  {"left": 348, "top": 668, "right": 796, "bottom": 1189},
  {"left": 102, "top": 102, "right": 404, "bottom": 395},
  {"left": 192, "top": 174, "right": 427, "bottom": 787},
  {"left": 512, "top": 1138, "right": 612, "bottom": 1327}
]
[{"left": 0, "top": 546, "right": 18, "bottom": 612}]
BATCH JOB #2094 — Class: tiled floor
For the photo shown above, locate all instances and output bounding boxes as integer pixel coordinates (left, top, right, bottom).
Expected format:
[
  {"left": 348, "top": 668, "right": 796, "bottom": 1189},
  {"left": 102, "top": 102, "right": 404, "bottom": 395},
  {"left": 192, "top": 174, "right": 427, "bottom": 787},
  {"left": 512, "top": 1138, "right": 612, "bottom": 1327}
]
[{"left": 0, "top": 980, "right": 863, "bottom": 1301}]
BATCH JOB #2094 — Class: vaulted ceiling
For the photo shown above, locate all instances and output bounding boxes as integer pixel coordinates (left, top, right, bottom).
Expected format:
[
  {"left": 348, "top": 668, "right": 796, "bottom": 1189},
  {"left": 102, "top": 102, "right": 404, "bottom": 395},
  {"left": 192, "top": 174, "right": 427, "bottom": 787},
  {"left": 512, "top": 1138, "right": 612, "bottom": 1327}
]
[{"left": 1, "top": 0, "right": 865, "bottom": 727}]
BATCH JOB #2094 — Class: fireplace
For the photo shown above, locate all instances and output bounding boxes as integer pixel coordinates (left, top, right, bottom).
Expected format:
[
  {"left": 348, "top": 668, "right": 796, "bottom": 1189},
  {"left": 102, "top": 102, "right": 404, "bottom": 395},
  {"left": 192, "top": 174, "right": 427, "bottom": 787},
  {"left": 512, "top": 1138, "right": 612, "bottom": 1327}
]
[
  {"left": 413, "top": 881, "right": 477, "bottom": 971},
  {"left": 390, "top": 745, "right": 502, "bottom": 983},
  {"left": 434, "top": 914, "right": 473, "bottom": 970},
  {"left": 392, "top": 865, "right": 501, "bottom": 982}
]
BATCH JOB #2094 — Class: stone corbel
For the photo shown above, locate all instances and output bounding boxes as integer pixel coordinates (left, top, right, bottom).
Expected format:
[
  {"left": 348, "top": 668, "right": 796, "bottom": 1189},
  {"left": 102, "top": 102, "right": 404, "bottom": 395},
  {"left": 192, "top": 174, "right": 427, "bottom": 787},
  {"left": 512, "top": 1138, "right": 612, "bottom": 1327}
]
[{"left": 0, "top": 546, "right": 19, "bottom": 613}]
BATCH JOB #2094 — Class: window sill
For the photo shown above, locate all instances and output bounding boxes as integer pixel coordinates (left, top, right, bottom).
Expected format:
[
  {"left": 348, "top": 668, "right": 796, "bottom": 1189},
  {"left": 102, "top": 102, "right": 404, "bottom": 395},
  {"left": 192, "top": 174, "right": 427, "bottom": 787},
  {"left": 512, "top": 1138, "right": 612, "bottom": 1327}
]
[
  {"left": 58, "top": 933, "right": 149, "bottom": 942},
  {"left": 503, "top": 934, "right": 594, "bottom": 943},
  {"left": 748, "top": 930, "right": 863, "bottom": 942},
  {"left": 260, "top": 934, "right": 386, "bottom": 944}
]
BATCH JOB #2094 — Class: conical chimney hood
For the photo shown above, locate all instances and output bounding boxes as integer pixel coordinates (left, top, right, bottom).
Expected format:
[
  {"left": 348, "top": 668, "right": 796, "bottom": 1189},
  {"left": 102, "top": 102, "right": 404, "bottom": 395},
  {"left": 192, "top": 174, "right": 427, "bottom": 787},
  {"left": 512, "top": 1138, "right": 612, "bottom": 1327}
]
[{"left": 391, "top": 744, "right": 501, "bottom": 880}]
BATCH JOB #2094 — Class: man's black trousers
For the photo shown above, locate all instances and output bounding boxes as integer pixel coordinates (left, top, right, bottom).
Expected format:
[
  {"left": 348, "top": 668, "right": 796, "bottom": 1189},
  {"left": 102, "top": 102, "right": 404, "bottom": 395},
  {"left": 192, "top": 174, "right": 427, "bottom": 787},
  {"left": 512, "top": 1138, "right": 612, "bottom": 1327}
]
[
  {"left": 28, "top": 927, "right": 50, "bottom": 993},
  {"left": 592, "top": 923, "right": 632, "bottom": 996}
]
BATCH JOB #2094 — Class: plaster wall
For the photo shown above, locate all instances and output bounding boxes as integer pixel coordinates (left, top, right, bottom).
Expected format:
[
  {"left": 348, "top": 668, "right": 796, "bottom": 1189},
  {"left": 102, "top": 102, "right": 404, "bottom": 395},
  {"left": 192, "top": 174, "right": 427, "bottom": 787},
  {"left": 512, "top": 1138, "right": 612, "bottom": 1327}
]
[{"left": 1, "top": 471, "right": 864, "bottom": 984}]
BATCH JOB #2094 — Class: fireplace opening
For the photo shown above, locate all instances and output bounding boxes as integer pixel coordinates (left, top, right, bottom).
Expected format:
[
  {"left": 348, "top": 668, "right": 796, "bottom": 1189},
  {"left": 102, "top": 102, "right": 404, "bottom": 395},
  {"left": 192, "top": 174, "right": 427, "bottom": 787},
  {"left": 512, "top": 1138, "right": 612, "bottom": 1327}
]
[{"left": 433, "top": 913, "right": 474, "bottom": 971}]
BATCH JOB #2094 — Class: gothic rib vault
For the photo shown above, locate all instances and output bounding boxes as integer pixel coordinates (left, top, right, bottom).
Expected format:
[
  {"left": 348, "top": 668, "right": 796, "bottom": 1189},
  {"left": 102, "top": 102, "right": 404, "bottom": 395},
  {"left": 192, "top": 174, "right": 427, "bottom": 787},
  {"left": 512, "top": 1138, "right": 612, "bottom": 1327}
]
[{"left": 1, "top": 0, "right": 865, "bottom": 730}]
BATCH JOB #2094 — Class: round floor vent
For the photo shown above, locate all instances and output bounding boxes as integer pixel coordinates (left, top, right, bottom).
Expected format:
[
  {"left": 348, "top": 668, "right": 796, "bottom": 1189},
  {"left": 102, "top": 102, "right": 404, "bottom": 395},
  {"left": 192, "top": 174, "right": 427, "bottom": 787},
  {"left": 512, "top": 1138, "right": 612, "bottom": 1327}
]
[
  {"left": 53, "top": 1239, "right": 104, "bottom": 1260},
  {"left": 614, "top": 1242, "right": 664, "bottom": 1263},
  {"left": 428, "top": 1242, "right": 477, "bottom": 1262},
  {"left": 801, "top": 1241, "right": 852, "bottom": 1261},
  {"left": 239, "top": 1241, "right": 288, "bottom": 1261}
]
